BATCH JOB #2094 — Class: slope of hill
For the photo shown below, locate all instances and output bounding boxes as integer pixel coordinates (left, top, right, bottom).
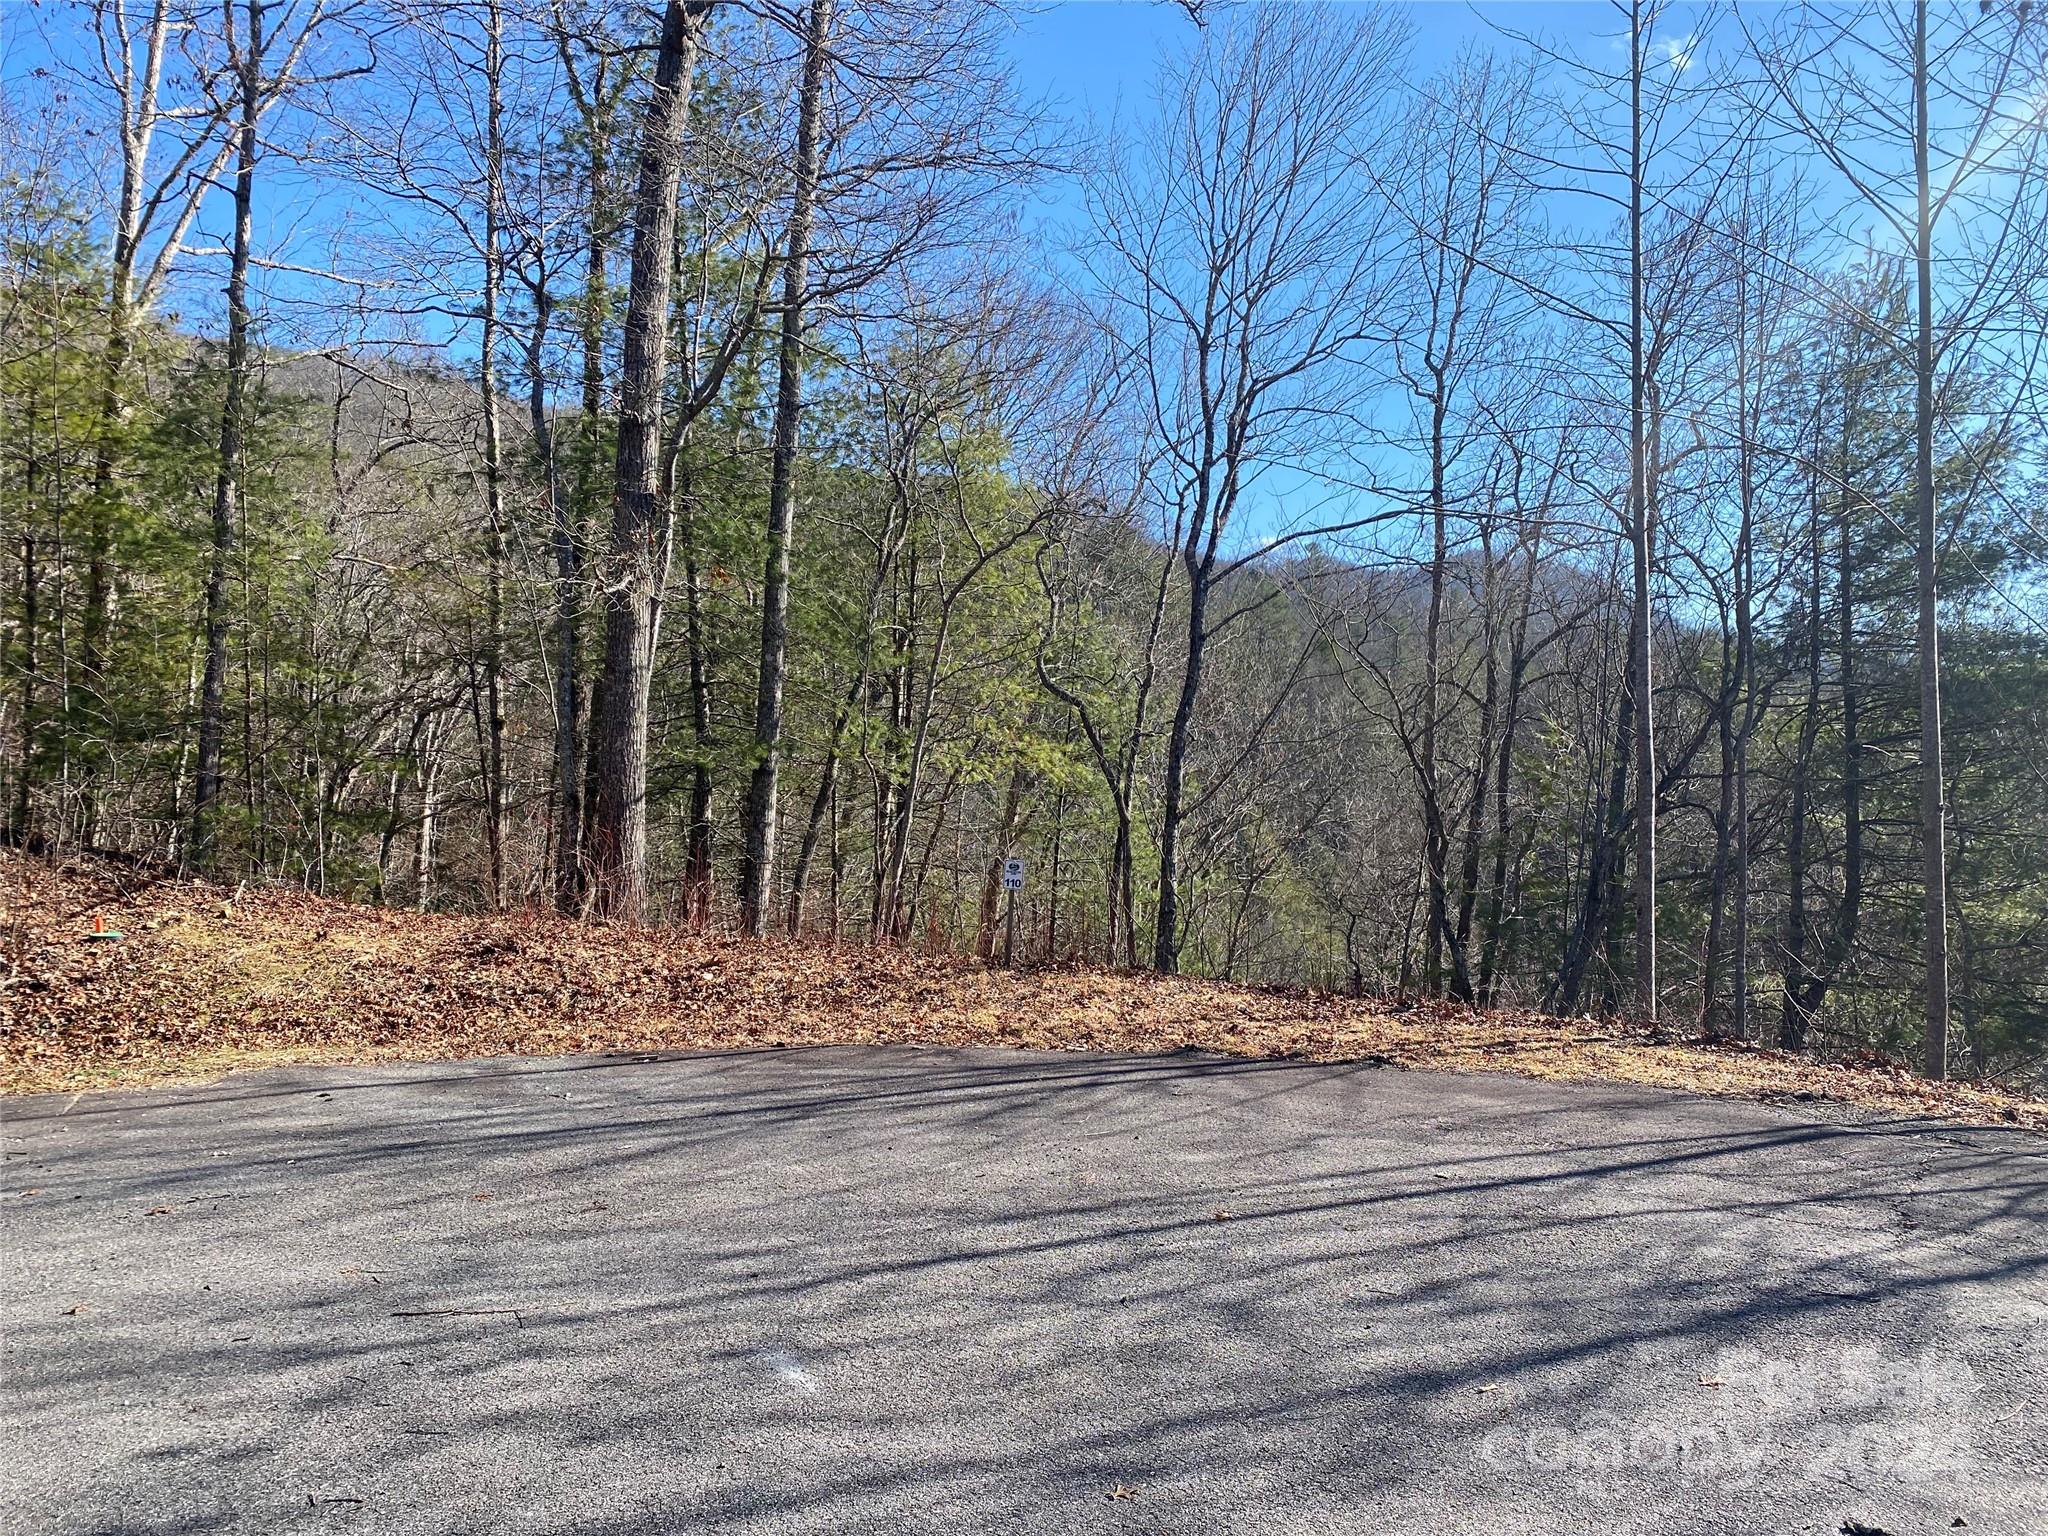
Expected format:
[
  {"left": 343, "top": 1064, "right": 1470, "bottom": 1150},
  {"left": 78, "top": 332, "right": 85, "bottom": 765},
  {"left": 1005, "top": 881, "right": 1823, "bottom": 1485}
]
[{"left": 3, "top": 850, "right": 2043, "bottom": 1131}]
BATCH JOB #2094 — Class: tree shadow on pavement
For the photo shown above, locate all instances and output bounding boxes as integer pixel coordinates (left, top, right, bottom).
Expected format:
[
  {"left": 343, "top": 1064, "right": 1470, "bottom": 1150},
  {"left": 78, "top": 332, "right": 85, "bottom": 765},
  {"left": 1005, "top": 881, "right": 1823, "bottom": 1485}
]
[{"left": 5, "top": 1048, "right": 2043, "bottom": 1535}]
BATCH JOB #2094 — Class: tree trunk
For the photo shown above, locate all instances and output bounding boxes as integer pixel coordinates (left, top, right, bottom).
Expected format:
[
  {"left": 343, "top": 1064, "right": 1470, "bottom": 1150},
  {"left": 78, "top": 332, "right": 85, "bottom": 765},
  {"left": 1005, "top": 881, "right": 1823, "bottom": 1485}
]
[
  {"left": 1154, "top": 552, "right": 1211, "bottom": 974},
  {"left": 586, "top": 0, "right": 713, "bottom": 922},
  {"left": 375, "top": 760, "right": 400, "bottom": 905},
  {"left": 78, "top": 0, "right": 173, "bottom": 850},
  {"left": 1449, "top": 541, "right": 1499, "bottom": 1000},
  {"left": 788, "top": 672, "right": 880, "bottom": 936},
  {"left": 1784, "top": 381, "right": 1867, "bottom": 1041},
  {"left": 976, "top": 765, "right": 1029, "bottom": 958},
  {"left": 476, "top": 0, "right": 509, "bottom": 910},
  {"left": 1478, "top": 536, "right": 1538, "bottom": 1004},
  {"left": 1625, "top": 0, "right": 1657, "bottom": 1023},
  {"left": 785, "top": 463, "right": 908, "bottom": 935},
  {"left": 1911, "top": 0, "right": 1949, "bottom": 1080},
  {"left": 739, "top": 0, "right": 833, "bottom": 937},
  {"left": 413, "top": 728, "right": 444, "bottom": 912},
  {"left": 522, "top": 264, "right": 585, "bottom": 913},
  {"left": 188, "top": 11, "right": 260, "bottom": 873},
  {"left": 1420, "top": 391, "right": 1450, "bottom": 994},
  {"left": 1554, "top": 622, "right": 1634, "bottom": 1015},
  {"left": 11, "top": 531, "right": 37, "bottom": 844},
  {"left": 677, "top": 466, "right": 716, "bottom": 926},
  {"left": 786, "top": 751, "right": 839, "bottom": 937},
  {"left": 548, "top": 38, "right": 618, "bottom": 916},
  {"left": 1702, "top": 642, "right": 1735, "bottom": 1032},
  {"left": 1781, "top": 469, "right": 1824, "bottom": 1052},
  {"left": 1732, "top": 296, "right": 1759, "bottom": 1044}
]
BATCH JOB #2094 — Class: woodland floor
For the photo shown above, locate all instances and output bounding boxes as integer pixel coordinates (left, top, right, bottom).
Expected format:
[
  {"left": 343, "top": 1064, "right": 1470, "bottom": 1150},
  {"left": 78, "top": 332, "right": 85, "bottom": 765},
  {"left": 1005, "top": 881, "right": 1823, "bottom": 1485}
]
[{"left": 3, "top": 848, "right": 2043, "bottom": 1133}]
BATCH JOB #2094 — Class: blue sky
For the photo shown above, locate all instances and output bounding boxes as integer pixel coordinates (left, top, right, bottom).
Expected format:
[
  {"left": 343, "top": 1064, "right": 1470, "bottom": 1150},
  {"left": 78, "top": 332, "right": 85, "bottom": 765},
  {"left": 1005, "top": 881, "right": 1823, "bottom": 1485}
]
[
  {"left": 1001, "top": 0, "right": 1663, "bottom": 233},
  {"left": 0, "top": 0, "right": 1698, "bottom": 561},
  {"left": 997, "top": 2, "right": 1679, "bottom": 548},
  {"left": 0, "top": 0, "right": 1694, "bottom": 331},
  {"left": 11, "top": 2, "right": 2039, "bottom": 617},
  {"left": 1003, "top": 1, "right": 1643, "bottom": 112}
]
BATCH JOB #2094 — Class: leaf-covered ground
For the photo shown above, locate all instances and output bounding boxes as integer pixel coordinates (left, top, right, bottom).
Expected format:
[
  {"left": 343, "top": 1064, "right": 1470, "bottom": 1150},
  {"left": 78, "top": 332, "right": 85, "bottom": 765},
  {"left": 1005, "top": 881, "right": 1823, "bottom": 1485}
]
[{"left": 4, "top": 849, "right": 2043, "bottom": 1132}]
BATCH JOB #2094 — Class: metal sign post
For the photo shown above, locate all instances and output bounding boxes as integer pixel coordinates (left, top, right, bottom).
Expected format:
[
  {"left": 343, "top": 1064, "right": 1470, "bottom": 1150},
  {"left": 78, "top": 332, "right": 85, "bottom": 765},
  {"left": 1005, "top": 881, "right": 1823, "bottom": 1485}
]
[{"left": 1002, "top": 856, "right": 1025, "bottom": 968}]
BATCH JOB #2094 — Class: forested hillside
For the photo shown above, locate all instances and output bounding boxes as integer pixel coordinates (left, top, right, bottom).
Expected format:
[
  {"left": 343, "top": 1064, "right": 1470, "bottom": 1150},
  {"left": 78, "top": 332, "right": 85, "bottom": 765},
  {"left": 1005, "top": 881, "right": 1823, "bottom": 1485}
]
[{"left": 3, "top": 0, "right": 2045, "bottom": 1085}]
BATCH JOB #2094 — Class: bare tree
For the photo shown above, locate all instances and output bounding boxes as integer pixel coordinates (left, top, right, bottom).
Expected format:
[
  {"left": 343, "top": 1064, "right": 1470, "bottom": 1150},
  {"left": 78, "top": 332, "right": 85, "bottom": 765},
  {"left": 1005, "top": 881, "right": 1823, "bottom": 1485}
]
[
  {"left": 1353, "top": 46, "right": 1538, "bottom": 1001},
  {"left": 734, "top": 0, "right": 1051, "bottom": 935},
  {"left": 1693, "top": 158, "right": 1805, "bottom": 1040},
  {"left": 73, "top": 1, "right": 239, "bottom": 845},
  {"left": 737, "top": 0, "right": 832, "bottom": 938},
  {"left": 583, "top": 0, "right": 715, "bottom": 921},
  {"left": 1745, "top": 0, "right": 2048, "bottom": 1077},
  {"left": 189, "top": 0, "right": 365, "bottom": 870},
  {"left": 1089, "top": 1, "right": 1407, "bottom": 972},
  {"left": 1497, "top": 0, "right": 1716, "bottom": 1020}
]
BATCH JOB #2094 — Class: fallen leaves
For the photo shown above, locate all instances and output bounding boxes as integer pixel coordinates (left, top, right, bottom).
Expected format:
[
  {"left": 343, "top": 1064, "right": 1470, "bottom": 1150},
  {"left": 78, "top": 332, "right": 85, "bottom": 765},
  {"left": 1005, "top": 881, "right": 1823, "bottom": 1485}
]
[{"left": 4, "top": 848, "right": 2046, "bottom": 1135}]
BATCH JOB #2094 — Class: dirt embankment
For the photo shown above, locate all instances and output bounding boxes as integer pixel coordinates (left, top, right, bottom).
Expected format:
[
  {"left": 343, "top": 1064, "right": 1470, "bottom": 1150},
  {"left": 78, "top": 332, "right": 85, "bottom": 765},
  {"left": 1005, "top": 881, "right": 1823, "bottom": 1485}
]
[{"left": 3, "top": 850, "right": 2042, "bottom": 1132}]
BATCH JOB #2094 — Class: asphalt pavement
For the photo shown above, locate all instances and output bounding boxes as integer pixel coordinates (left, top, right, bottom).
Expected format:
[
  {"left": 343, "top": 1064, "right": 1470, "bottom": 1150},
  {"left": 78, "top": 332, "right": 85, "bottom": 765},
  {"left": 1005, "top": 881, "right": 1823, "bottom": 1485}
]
[{"left": 4, "top": 1046, "right": 2044, "bottom": 1534}]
